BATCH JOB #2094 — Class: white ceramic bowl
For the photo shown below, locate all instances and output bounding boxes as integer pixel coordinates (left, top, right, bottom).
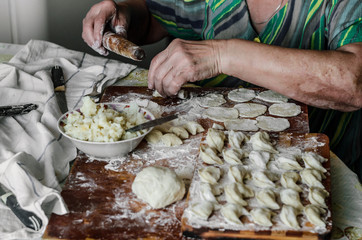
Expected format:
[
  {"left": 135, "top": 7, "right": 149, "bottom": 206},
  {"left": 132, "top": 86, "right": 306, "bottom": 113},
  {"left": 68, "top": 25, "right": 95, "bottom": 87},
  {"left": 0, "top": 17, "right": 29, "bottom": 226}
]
[{"left": 57, "top": 102, "right": 155, "bottom": 158}]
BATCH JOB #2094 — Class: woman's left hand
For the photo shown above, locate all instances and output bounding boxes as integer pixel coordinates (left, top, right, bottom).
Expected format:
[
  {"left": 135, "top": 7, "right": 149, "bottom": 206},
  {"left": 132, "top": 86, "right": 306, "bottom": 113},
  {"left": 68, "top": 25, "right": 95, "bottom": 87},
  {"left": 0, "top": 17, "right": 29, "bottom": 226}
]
[{"left": 148, "top": 38, "right": 223, "bottom": 96}]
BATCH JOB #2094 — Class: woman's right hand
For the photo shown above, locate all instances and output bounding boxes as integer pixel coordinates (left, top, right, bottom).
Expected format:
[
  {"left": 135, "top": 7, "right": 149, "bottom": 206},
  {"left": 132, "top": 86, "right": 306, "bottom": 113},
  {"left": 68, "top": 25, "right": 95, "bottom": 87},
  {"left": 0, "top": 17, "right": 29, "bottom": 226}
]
[{"left": 82, "top": 0, "right": 129, "bottom": 56}]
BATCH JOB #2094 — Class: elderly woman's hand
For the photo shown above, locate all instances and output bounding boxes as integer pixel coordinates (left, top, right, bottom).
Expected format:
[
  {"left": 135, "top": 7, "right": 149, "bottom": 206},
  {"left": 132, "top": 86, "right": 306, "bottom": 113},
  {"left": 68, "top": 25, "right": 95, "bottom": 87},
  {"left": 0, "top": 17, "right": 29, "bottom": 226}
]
[
  {"left": 82, "top": 0, "right": 129, "bottom": 56},
  {"left": 148, "top": 38, "right": 224, "bottom": 96}
]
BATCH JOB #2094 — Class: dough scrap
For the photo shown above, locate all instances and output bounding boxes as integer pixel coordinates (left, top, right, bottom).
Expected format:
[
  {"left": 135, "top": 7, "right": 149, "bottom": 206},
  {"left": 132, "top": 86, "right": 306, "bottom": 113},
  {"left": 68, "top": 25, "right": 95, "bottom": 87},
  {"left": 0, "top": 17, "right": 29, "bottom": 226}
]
[
  {"left": 224, "top": 119, "right": 259, "bottom": 131},
  {"left": 132, "top": 166, "right": 185, "bottom": 209},
  {"left": 256, "top": 116, "right": 290, "bottom": 132},
  {"left": 269, "top": 102, "right": 301, "bottom": 117},
  {"left": 197, "top": 93, "right": 226, "bottom": 107},
  {"left": 203, "top": 107, "right": 239, "bottom": 121},
  {"left": 228, "top": 88, "right": 256, "bottom": 102},
  {"left": 233, "top": 103, "right": 267, "bottom": 118},
  {"left": 256, "top": 90, "right": 289, "bottom": 103}
]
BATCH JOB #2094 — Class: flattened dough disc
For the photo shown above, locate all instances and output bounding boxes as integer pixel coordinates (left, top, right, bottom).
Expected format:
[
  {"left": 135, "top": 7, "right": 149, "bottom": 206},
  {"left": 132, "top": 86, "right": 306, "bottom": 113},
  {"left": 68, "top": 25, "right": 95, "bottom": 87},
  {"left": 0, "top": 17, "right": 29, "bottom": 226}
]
[
  {"left": 203, "top": 107, "right": 239, "bottom": 121},
  {"left": 228, "top": 88, "right": 256, "bottom": 102},
  {"left": 256, "top": 116, "right": 290, "bottom": 132},
  {"left": 268, "top": 103, "right": 301, "bottom": 117},
  {"left": 224, "top": 119, "right": 259, "bottom": 131},
  {"left": 256, "top": 90, "right": 288, "bottom": 103},
  {"left": 197, "top": 93, "right": 226, "bottom": 107},
  {"left": 233, "top": 103, "right": 267, "bottom": 118}
]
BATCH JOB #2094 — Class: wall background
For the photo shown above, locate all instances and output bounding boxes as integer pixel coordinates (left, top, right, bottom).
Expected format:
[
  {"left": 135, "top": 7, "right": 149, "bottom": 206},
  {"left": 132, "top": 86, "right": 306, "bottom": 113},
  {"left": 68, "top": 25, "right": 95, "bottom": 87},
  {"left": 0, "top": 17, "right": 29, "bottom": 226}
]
[{"left": 0, "top": 0, "right": 168, "bottom": 68}]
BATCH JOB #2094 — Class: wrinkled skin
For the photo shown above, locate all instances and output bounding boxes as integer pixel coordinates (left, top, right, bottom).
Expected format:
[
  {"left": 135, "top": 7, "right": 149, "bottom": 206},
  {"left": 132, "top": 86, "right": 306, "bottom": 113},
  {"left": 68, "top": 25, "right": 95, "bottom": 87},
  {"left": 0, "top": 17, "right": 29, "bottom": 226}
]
[{"left": 148, "top": 39, "right": 222, "bottom": 96}]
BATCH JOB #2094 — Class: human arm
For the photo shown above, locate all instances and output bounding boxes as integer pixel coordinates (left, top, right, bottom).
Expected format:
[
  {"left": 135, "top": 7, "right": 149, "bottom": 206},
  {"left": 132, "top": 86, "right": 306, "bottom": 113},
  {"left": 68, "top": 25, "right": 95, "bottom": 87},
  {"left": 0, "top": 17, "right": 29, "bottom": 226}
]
[
  {"left": 82, "top": 0, "right": 168, "bottom": 55},
  {"left": 147, "top": 39, "right": 362, "bottom": 112}
]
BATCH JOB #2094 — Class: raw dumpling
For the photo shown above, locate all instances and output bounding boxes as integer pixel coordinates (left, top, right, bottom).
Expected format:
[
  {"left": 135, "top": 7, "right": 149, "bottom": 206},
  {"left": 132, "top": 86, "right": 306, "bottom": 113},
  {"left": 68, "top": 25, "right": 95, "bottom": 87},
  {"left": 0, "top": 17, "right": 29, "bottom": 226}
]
[
  {"left": 302, "top": 152, "right": 327, "bottom": 173},
  {"left": 203, "top": 107, "right": 239, "bottom": 121},
  {"left": 276, "top": 154, "right": 303, "bottom": 171},
  {"left": 161, "top": 133, "right": 183, "bottom": 147},
  {"left": 249, "top": 151, "right": 271, "bottom": 169},
  {"left": 199, "top": 183, "right": 219, "bottom": 203},
  {"left": 280, "top": 188, "right": 303, "bottom": 210},
  {"left": 280, "top": 205, "right": 301, "bottom": 229},
  {"left": 221, "top": 203, "right": 248, "bottom": 225},
  {"left": 170, "top": 126, "right": 189, "bottom": 139},
  {"left": 233, "top": 103, "right": 267, "bottom": 118},
  {"left": 255, "top": 189, "right": 279, "bottom": 210},
  {"left": 224, "top": 182, "right": 254, "bottom": 206},
  {"left": 252, "top": 171, "right": 275, "bottom": 188},
  {"left": 308, "top": 187, "right": 329, "bottom": 208},
  {"left": 224, "top": 119, "right": 259, "bottom": 131},
  {"left": 145, "top": 129, "right": 163, "bottom": 144},
  {"left": 256, "top": 90, "right": 289, "bottom": 103},
  {"left": 200, "top": 144, "right": 223, "bottom": 165},
  {"left": 222, "top": 148, "right": 244, "bottom": 165},
  {"left": 300, "top": 169, "right": 325, "bottom": 189},
  {"left": 206, "top": 128, "right": 225, "bottom": 152},
  {"left": 280, "top": 172, "right": 302, "bottom": 192},
  {"left": 228, "top": 165, "right": 250, "bottom": 183},
  {"left": 304, "top": 204, "right": 326, "bottom": 228},
  {"left": 268, "top": 102, "right": 301, "bottom": 117},
  {"left": 228, "top": 130, "right": 246, "bottom": 149},
  {"left": 199, "top": 166, "right": 221, "bottom": 185},
  {"left": 250, "top": 208, "right": 273, "bottom": 227},
  {"left": 183, "top": 121, "right": 205, "bottom": 135},
  {"left": 249, "top": 132, "right": 278, "bottom": 154},
  {"left": 256, "top": 116, "right": 290, "bottom": 132},
  {"left": 154, "top": 122, "right": 172, "bottom": 133},
  {"left": 189, "top": 201, "right": 214, "bottom": 220},
  {"left": 228, "top": 88, "right": 256, "bottom": 102}
]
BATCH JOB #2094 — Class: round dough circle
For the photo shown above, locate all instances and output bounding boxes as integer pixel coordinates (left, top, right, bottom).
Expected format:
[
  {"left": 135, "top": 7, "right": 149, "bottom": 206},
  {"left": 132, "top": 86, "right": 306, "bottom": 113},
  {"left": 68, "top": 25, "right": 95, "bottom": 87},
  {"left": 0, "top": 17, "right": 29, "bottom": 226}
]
[
  {"left": 203, "top": 107, "right": 239, "bottom": 121},
  {"left": 268, "top": 103, "right": 301, "bottom": 117},
  {"left": 256, "top": 90, "right": 288, "bottom": 103},
  {"left": 197, "top": 93, "right": 226, "bottom": 107},
  {"left": 256, "top": 116, "right": 290, "bottom": 132},
  {"left": 228, "top": 88, "right": 256, "bottom": 102},
  {"left": 132, "top": 166, "right": 185, "bottom": 209},
  {"left": 224, "top": 119, "right": 259, "bottom": 131},
  {"left": 233, "top": 103, "right": 267, "bottom": 118}
]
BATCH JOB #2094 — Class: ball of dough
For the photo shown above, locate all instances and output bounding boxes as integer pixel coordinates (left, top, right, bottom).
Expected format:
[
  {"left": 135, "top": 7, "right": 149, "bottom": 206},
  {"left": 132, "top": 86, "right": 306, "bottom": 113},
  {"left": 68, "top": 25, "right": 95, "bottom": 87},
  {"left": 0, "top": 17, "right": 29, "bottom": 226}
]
[{"left": 132, "top": 166, "right": 186, "bottom": 209}]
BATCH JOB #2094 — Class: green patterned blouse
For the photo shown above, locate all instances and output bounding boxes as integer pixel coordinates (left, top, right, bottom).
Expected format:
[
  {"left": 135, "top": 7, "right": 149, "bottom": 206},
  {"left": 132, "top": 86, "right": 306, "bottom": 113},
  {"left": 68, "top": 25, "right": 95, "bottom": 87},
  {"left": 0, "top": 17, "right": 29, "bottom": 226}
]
[{"left": 146, "top": 0, "right": 362, "bottom": 180}]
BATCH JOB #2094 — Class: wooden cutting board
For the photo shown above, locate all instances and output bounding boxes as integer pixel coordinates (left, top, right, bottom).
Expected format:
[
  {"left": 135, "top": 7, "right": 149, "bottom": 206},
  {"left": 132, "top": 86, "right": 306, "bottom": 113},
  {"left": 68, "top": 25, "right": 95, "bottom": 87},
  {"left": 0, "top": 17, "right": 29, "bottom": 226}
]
[{"left": 44, "top": 86, "right": 312, "bottom": 240}]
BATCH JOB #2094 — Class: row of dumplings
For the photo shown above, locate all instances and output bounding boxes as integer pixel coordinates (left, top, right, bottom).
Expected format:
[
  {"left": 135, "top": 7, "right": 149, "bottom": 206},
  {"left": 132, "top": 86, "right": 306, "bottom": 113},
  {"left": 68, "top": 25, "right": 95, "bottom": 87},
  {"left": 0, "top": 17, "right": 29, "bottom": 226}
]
[
  {"left": 185, "top": 129, "right": 330, "bottom": 230},
  {"left": 145, "top": 120, "right": 204, "bottom": 147}
]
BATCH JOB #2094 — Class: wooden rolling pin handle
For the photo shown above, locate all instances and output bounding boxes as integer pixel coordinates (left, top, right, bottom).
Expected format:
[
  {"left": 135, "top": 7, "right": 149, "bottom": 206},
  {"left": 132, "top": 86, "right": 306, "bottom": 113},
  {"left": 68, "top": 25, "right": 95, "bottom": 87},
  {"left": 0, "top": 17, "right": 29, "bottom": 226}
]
[{"left": 102, "top": 32, "right": 146, "bottom": 61}]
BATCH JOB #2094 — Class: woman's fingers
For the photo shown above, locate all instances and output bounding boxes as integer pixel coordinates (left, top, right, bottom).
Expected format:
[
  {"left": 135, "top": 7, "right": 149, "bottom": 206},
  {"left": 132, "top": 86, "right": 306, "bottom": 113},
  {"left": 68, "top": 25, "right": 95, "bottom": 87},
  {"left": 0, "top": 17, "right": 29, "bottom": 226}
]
[{"left": 148, "top": 38, "right": 221, "bottom": 96}]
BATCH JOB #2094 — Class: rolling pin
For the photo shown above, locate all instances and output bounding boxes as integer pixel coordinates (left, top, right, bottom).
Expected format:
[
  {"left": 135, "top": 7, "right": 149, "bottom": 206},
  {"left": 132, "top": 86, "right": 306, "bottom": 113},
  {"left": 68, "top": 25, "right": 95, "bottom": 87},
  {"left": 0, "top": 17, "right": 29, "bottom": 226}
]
[{"left": 102, "top": 32, "right": 146, "bottom": 61}]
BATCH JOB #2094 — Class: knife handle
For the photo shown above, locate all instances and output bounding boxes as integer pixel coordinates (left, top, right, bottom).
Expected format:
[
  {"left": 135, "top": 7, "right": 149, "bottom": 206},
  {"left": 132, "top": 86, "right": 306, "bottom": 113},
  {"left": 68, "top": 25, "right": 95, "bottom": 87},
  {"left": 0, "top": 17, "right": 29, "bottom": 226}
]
[
  {"left": 0, "top": 104, "right": 38, "bottom": 116},
  {"left": 51, "top": 66, "right": 65, "bottom": 91},
  {"left": 1, "top": 193, "right": 42, "bottom": 231}
]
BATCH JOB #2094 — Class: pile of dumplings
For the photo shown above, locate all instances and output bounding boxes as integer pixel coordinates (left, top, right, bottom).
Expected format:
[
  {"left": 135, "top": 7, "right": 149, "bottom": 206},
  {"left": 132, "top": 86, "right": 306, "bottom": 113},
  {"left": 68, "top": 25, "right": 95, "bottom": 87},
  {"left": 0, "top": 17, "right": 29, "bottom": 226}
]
[{"left": 184, "top": 128, "right": 330, "bottom": 233}]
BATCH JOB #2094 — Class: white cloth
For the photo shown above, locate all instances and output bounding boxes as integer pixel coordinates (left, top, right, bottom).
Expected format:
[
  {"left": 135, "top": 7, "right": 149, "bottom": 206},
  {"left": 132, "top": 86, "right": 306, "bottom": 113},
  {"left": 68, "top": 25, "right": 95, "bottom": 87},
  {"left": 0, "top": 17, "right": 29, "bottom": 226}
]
[{"left": 0, "top": 40, "right": 136, "bottom": 239}]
